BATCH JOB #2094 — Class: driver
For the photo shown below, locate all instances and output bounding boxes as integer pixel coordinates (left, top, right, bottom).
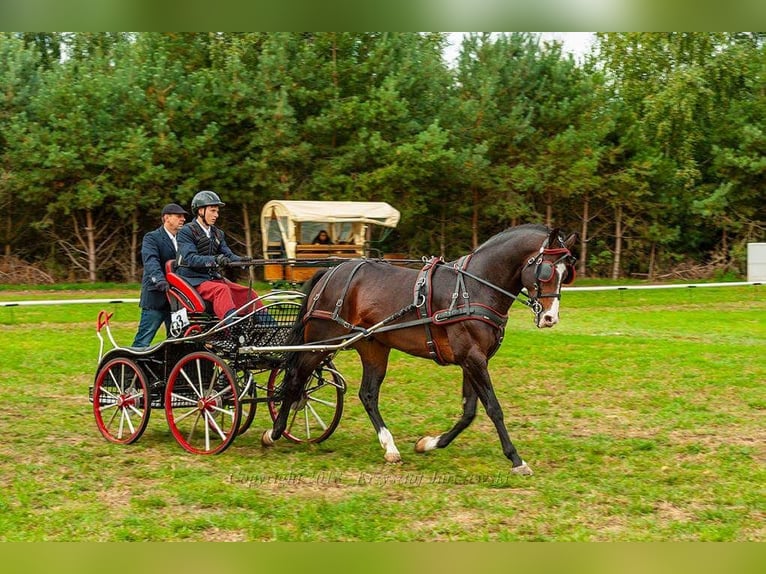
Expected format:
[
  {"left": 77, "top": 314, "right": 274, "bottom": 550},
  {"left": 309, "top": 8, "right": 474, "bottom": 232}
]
[{"left": 176, "top": 190, "right": 262, "bottom": 321}]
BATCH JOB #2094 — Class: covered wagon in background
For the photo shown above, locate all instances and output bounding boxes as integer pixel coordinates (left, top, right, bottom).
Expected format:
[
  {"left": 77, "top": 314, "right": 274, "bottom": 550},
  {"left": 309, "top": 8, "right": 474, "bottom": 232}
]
[{"left": 261, "top": 200, "right": 401, "bottom": 283}]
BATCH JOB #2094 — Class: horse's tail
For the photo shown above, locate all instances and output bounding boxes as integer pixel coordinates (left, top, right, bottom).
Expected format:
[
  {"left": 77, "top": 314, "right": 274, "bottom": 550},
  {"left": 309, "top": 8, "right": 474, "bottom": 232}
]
[{"left": 283, "top": 269, "right": 329, "bottom": 368}]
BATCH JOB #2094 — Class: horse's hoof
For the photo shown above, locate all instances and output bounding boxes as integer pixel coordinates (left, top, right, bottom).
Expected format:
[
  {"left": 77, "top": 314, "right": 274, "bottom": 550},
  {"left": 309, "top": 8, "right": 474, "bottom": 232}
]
[
  {"left": 261, "top": 429, "right": 275, "bottom": 447},
  {"left": 384, "top": 452, "right": 402, "bottom": 464},
  {"left": 414, "top": 436, "right": 439, "bottom": 453},
  {"left": 511, "top": 461, "right": 533, "bottom": 476}
]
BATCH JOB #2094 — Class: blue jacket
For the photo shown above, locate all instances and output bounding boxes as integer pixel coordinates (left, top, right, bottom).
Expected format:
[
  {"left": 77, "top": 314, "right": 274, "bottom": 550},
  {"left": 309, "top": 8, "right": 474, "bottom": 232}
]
[
  {"left": 176, "top": 220, "right": 241, "bottom": 287},
  {"left": 138, "top": 226, "right": 177, "bottom": 311}
]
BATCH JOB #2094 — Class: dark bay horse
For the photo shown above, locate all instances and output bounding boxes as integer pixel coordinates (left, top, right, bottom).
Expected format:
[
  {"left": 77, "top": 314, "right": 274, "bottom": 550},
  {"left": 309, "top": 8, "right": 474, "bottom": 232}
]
[{"left": 262, "top": 224, "right": 576, "bottom": 475}]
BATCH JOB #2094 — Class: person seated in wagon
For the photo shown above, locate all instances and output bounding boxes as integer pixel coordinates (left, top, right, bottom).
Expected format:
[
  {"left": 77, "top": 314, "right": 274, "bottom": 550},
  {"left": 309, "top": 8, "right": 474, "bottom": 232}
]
[
  {"left": 177, "top": 190, "right": 272, "bottom": 325},
  {"left": 312, "top": 229, "right": 333, "bottom": 245}
]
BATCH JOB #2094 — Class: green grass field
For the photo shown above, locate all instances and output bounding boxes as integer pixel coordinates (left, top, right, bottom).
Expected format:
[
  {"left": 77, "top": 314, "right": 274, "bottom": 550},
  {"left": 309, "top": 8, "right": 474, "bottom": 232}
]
[{"left": 0, "top": 284, "right": 763, "bottom": 541}]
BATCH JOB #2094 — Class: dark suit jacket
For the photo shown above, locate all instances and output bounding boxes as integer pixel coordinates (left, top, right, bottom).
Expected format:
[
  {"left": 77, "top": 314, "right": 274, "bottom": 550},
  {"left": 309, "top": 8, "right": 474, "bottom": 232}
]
[
  {"left": 138, "top": 226, "right": 177, "bottom": 310},
  {"left": 176, "top": 220, "right": 241, "bottom": 287}
]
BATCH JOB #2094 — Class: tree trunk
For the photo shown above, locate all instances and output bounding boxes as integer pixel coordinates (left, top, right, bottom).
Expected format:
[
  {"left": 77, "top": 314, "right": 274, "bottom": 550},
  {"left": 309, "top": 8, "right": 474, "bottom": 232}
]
[
  {"left": 439, "top": 205, "right": 446, "bottom": 258},
  {"left": 130, "top": 207, "right": 139, "bottom": 283},
  {"left": 3, "top": 198, "right": 11, "bottom": 257},
  {"left": 579, "top": 194, "right": 589, "bottom": 277},
  {"left": 86, "top": 208, "right": 97, "bottom": 283},
  {"left": 611, "top": 204, "right": 623, "bottom": 280},
  {"left": 331, "top": 33, "right": 338, "bottom": 150},
  {"left": 471, "top": 187, "right": 479, "bottom": 250},
  {"left": 648, "top": 241, "right": 656, "bottom": 281},
  {"left": 242, "top": 203, "right": 254, "bottom": 282},
  {"left": 545, "top": 189, "right": 553, "bottom": 227}
]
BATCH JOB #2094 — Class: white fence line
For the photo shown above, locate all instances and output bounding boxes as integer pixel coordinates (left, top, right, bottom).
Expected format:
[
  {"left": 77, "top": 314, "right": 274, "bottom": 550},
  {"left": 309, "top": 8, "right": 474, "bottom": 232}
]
[
  {"left": 0, "top": 298, "right": 140, "bottom": 307},
  {"left": 563, "top": 281, "right": 762, "bottom": 292},
  {"left": 0, "top": 282, "right": 761, "bottom": 308}
]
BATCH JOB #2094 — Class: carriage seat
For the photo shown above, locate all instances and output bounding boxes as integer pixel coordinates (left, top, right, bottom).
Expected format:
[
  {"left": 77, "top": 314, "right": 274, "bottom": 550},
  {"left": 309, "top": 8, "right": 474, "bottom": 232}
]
[{"left": 165, "top": 260, "right": 213, "bottom": 315}]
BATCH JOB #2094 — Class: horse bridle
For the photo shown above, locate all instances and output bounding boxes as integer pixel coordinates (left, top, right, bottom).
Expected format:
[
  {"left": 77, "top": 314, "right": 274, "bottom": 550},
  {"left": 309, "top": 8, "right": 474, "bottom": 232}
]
[{"left": 519, "top": 240, "right": 576, "bottom": 315}]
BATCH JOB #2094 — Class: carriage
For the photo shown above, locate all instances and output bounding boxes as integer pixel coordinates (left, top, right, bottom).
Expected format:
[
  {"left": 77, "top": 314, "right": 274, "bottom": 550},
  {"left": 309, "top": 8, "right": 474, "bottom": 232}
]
[
  {"left": 91, "top": 224, "right": 577, "bottom": 473},
  {"left": 91, "top": 261, "right": 347, "bottom": 455}
]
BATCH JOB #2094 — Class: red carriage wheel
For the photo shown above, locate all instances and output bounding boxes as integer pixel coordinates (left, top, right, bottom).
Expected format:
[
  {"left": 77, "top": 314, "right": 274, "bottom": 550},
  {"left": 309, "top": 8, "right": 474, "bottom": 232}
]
[
  {"left": 93, "top": 357, "right": 151, "bottom": 445},
  {"left": 266, "top": 363, "right": 345, "bottom": 444},
  {"left": 165, "top": 351, "right": 241, "bottom": 455}
]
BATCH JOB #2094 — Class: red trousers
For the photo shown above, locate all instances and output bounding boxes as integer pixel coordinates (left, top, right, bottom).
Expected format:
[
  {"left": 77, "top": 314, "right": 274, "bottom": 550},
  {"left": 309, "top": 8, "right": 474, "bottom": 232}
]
[{"left": 196, "top": 279, "right": 262, "bottom": 319}]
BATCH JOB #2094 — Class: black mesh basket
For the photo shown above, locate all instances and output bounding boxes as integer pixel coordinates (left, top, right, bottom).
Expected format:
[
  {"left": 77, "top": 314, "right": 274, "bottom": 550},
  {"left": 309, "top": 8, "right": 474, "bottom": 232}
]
[{"left": 204, "top": 300, "right": 302, "bottom": 357}]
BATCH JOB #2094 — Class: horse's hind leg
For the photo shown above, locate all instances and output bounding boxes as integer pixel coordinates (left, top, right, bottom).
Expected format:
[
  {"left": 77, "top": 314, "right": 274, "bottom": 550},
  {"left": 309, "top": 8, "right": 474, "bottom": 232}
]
[
  {"left": 415, "top": 377, "right": 478, "bottom": 453},
  {"left": 356, "top": 342, "right": 400, "bottom": 463},
  {"left": 262, "top": 352, "right": 326, "bottom": 446}
]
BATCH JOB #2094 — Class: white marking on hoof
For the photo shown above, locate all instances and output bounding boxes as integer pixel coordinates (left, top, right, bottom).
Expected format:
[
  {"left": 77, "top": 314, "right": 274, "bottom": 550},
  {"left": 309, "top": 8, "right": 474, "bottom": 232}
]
[
  {"left": 378, "top": 428, "right": 401, "bottom": 463},
  {"left": 261, "top": 429, "right": 275, "bottom": 447},
  {"left": 414, "top": 435, "right": 440, "bottom": 453},
  {"left": 511, "top": 461, "right": 533, "bottom": 476}
]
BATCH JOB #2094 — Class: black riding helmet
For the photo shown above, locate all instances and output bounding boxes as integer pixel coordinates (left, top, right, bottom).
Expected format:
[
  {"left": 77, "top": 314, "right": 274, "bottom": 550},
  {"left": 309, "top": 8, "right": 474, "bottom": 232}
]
[{"left": 191, "top": 190, "right": 225, "bottom": 213}]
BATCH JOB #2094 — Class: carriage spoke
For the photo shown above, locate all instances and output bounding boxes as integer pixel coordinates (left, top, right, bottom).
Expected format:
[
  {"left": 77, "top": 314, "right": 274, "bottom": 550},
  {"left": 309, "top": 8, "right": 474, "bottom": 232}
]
[
  {"left": 186, "top": 410, "right": 203, "bottom": 443},
  {"left": 180, "top": 368, "right": 203, "bottom": 399},
  {"left": 285, "top": 405, "right": 300, "bottom": 435},
  {"left": 174, "top": 404, "right": 203, "bottom": 423},
  {"left": 206, "top": 365, "right": 220, "bottom": 395},
  {"left": 196, "top": 358, "right": 204, "bottom": 397},
  {"left": 121, "top": 408, "right": 136, "bottom": 436},
  {"left": 100, "top": 401, "right": 118, "bottom": 415},
  {"left": 302, "top": 406, "right": 311, "bottom": 440},
  {"left": 208, "top": 403, "right": 236, "bottom": 419},
  {"left": 127, "top": 404, "right": 145, "bottom": 418},
  {"left": 103, "top": 405, "right": 119, "bottom": 431},
  {"left": 305, "top": 395, "right": 336, "bottom": 409},
  {"left": 169, "top": 392, "right": 198, "bottom": 407},
  {"left": 204, "top": 410, "right": 228, "bottom": 441},
  {"left": 203, "top": 412, "right": 211, "bottom": 451},
  {"left": 117, "top": 409, "right": 126, "bottom": 439},
  {"left": 207, "top": 386, "right": 232, "bottom": 403},
  {"left": 306, "top": 401, "right": 329, "bottom": 431},
  {"left": 107, "top": 368, "right": 121, "bottom": 391},
  {"left": 99, "top": 387, "right": 120, "bottom": 405}
]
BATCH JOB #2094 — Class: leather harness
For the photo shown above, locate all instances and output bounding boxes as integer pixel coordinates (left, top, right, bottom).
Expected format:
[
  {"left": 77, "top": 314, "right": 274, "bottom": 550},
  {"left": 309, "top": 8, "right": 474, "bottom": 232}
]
[{"left": 304, "top": 257, "right": 508, "bottom": 365}]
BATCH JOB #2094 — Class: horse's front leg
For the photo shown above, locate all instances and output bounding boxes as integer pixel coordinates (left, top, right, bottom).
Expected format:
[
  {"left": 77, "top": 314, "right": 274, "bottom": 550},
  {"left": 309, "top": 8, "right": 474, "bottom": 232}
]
[
  {"left": 415, "top": 376, "right": 477, "bottom": 453},
  {"left": 465, "top": 355, "right": 533, "bottom": 475},
  {"left": 357, "top": 343, "right": 400, "bottom": 463}
]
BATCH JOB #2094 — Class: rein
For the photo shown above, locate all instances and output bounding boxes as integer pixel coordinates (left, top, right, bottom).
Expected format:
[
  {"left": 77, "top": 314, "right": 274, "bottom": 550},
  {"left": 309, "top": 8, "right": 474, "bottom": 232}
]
[{"left": 455, "top": 267, "right": 542, "bottom": 315}]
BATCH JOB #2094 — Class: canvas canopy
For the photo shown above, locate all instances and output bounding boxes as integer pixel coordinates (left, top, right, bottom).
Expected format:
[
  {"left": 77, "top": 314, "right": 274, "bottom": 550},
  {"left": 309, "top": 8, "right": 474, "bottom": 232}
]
[
  {"left": 261, "top": 200, "right": 400, "bottom": 227},
  {"left": 261, "top": 200, "right": 400, "bottom": 259}
]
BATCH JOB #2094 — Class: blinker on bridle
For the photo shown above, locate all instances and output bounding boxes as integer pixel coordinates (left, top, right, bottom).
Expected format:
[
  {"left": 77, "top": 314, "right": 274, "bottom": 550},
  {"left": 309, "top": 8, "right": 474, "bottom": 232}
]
[
  {"left": 530, "top": 248, "right": 576, "bottom": 289},
  {"left": 522, "top": 245, "right": 577, "bottom": 318}
]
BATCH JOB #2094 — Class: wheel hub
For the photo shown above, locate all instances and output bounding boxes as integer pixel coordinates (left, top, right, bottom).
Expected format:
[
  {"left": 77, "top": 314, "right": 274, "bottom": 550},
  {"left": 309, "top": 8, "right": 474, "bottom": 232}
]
[
  {"left": 117, "top": 395, "right": 133, "bottom": 408},
  {"left": 197, "top": 396, "right": 220, "bottom": 411}
]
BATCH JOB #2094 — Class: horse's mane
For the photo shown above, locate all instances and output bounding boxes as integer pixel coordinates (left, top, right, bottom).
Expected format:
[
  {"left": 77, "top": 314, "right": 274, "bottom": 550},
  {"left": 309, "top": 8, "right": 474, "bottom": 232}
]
[{"left": 474, "top": 223, "right": 549, "bottom": 253}]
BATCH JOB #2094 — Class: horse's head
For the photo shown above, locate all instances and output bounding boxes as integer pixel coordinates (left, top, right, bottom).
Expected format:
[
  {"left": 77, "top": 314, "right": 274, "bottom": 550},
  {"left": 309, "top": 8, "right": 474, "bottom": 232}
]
[{"left": 521, "top": 227, "right": 577, "bottom": 328}]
